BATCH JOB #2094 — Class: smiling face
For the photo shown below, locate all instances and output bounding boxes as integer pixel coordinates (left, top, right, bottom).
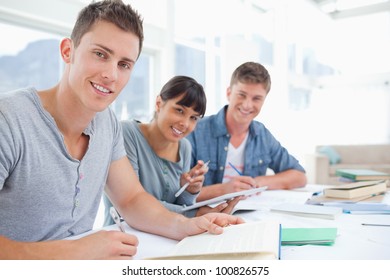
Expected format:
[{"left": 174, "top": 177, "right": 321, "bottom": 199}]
[
  {"left": 155, "top": 94, "right": 201, "bottom": 142},
  {"left": 62, "top": 20, "right": 140, "bottom": 113},
  {"left": 226, "top": 81, "right": 267, "bottom": 128}
]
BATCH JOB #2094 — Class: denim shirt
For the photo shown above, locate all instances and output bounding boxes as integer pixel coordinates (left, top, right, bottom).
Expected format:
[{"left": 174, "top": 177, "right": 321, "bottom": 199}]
[{"left": 187, "top": 106, "right": 305, "bottom": 186}]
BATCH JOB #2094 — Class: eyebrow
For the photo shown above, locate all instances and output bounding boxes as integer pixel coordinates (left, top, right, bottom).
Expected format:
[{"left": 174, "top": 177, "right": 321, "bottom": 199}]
[
  {"left": 95, "top": 43, "right": 136, "bottom": 64},
  {"left": 176, "top": 104, "right": 201, "bottom": 116}
]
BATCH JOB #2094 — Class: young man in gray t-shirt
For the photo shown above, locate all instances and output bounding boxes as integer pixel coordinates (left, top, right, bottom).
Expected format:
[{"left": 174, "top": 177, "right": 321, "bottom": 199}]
[{"left": 0, "top": 0, "right": 242, "bottom": 260}]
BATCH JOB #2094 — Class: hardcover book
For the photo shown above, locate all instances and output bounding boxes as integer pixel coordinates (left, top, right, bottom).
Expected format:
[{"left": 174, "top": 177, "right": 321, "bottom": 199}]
[
  {"left": 281, "top": 227, "right": 337, "bottom": 246},
  {"left": 336, "top": 169, "right": 390, "bottom": 181},
  {"left": 323, "top": 180, "right": 387, "bottom": 199}
]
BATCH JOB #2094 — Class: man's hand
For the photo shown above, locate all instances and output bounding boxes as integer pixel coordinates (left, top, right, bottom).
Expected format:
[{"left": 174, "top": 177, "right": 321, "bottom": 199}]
[
  {"left": 184, "top": 212, "right": 245, "bottom": 236},
  {"left": 0, "top": 230, "right": 139, "bottom": 260},
  {"left": 71, "top": 230, "right": 139, "bottom": 260},
  {"left": 222, "top": 176, "right": 257, "bottom": 194}
]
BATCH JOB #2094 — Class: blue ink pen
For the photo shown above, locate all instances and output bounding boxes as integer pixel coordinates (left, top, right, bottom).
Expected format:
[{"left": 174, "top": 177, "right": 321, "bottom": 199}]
[{"left": 228, "top": 162, "right": 243, "bottom": 176}]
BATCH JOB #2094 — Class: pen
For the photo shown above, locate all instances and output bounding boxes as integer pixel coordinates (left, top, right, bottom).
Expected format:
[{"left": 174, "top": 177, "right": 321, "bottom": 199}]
[
  {"left": 361, "top": 223, "right": 390, "bottom": 227},
  {"left": 110, "top": 207, "right": 125, "bottom": 232},
  {"left": 228, "top": 162, "right": 243, "bottom": 176},
  {"left": 175, "top": 160, "right": 210, "bottom": 197}
]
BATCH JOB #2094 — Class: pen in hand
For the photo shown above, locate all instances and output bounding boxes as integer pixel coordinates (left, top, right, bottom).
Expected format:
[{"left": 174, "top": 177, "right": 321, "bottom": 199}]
[
  {"left": 110, "top": 207, "right": 125, "bottom": 233},
  {"left": 228, "top": 162, "right": 258, "bottom": 192},
  {"left": 228, "top": 162, "right": 243, "bottom": 176},
  {"left": 175, "top": 160, "right": 210, "bottom": 197}
]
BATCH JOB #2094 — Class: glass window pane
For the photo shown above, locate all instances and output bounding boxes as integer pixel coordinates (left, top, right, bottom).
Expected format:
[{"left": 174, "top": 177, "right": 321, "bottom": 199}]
[
  {"left": 0, "top": 22, "right": 61, "bottom": 93},
  {"left": 174, "top": 44, "right": 205, "bottom": 86},
  {"left": 111, "top": 53, "right": 152, "bottom": 121}
]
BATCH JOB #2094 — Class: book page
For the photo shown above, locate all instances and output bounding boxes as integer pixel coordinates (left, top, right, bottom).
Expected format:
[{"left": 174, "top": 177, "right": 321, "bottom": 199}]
[{"left": 166, "top": 221, "right": 280, "bottom": 259}]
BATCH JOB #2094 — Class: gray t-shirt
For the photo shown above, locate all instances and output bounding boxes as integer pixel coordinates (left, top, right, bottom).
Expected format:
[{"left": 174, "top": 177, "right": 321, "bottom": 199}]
[
  {"left": 0, "top": 87, "right": 126, "bottom": 241},
  {"left": 103, "top": 120, "right": 197, "bottom": 224}
]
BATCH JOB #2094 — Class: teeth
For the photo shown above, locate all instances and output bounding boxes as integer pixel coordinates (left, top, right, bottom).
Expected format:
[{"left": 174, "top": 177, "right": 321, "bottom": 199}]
[
  {"left": 92, "top": 83, "right": 110, "bottom": 93},
  {"left": 239, "top": 109, "right": 250, "bottom": 115},
  {"left": 172, "top": 127, "right": 183, "bottom": 135}
]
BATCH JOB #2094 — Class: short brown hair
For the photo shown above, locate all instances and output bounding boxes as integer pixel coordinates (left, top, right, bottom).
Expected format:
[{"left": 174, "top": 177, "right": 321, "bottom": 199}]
[
  {"left": 71, "top": 0, "right": 144, "bottom": 58},
  {"left": 230, "top": 62, "right": 271, "bottom": 93}
]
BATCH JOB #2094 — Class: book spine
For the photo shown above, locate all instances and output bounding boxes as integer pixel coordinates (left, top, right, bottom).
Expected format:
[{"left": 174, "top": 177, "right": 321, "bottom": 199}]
[{"left": 335, "top": 171, "right": 356, "bottom": 180}]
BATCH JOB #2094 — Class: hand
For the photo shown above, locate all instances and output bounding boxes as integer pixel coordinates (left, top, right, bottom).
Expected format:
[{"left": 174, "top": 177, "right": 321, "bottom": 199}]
[
  {"left": 180, "top": 160, "right": 209, "bottom": 194},
  {"left": 195, "top": 197, "right": 242, "bottom": 216},
  {"left": 222, "top": 176, "right": 257, "bottom": 194},
  {"left": 72, "top": 230, "right": 139, "bottom": 260},
  {"left": 0, "top": 230, "right": 139, "bottom": 260},
  {"left": 183, "top": 212, "right": 245, "bottom": 236}
]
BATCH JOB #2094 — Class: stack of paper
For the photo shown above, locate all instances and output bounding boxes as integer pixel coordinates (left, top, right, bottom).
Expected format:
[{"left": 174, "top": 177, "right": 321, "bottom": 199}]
[
  {"left": 270, "top": 203, "right": 343, "bottom": 220},
  {"left": 322, "top": 202, "right": 390, "bottom": 214}
]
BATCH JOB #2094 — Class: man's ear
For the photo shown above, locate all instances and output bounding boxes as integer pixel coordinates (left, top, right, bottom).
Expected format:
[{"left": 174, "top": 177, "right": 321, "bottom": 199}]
[
  {"left": 226, "top": 86, "right": 232, "bottom": 102},
  {"left": 60, "top": 38, "right": 73, "bottom": 63}
]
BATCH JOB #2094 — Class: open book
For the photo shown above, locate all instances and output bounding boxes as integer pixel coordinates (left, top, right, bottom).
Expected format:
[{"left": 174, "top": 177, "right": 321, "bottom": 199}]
[
  {"left": 149, "top": 221, "right": 281, "bottom": 260},
  {"left": 181, "top": 187, "right": 267, "bottom": 212}
]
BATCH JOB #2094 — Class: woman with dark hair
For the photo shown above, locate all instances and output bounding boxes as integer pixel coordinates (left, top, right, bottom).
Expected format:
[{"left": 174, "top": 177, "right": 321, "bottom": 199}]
[{"left": 104, "top": 76, "right": 236, "bottom": 224}]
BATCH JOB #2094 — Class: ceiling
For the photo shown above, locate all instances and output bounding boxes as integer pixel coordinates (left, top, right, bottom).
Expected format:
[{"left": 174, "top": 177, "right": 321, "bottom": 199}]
[{"left": 311, "top": 0, "right": 390, "bottom": 19}]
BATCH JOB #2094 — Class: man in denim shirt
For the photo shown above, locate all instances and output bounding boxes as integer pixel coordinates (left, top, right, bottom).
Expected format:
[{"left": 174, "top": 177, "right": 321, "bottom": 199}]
[{"left": 187, "top": 62, "right": 307, "bottom": 202}]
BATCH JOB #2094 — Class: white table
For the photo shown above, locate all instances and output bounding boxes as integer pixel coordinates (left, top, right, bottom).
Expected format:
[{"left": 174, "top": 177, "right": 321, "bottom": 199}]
[{"left": 76, "top": 185, "right": 390, "bottom": 260}]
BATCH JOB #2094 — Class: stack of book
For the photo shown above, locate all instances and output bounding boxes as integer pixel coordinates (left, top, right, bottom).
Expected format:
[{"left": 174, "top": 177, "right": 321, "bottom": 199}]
[
  {"left": 323, "top": 180, "right": 387, "bottom": 200},
  {"left": 307, "top": 180, "right": 389, "bottom": 214},
  {"left": 336, "top": 169, "right": 390, "bottom": 182}
]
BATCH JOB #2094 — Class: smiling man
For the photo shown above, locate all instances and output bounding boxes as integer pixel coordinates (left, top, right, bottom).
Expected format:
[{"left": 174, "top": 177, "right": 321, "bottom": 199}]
[
  {"left": 0, "top": 0, "right": 243, "bottom": 260},
  {"left": 187, "top": 62, "right": 307, "bottom": 202}
]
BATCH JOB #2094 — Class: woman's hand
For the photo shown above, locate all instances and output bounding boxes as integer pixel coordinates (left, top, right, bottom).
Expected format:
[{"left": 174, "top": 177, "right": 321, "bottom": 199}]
[
  {"left": 180, "top": 160, "right": 209, "bottom": 194},
  {"left": 195, "top": 197, "right": 242, "bottom": 216}
]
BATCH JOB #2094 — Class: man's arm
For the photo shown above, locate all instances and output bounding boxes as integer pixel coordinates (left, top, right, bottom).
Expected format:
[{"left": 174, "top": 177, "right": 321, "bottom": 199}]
[
  {"left": 197, "top": 176, "right": 257, "bottom": 202},
  {"left": 254, "top": 169, "right": 307, "bottom": 190},
  {"left": 105, "top": 156, "right": 244, "bottom": 240},
  {"left": 197, "top": 169, "right": 306, "bottom": 202},
  {"left": 0, "top": 230, "right": 139, "bottom": 260}
]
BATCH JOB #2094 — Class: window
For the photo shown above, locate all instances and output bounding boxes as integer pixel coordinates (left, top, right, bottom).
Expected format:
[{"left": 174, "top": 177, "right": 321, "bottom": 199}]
[
  {"left": 0, "top": 21, "right": 154, "bottom": 122},
  {"left": 174, "top": 44, "right": 205, "bottom": 86},
  {"left": 0, "top": 22, "right": 61, "bottom": 93},
  {"left": 111, "top": 53, "right": 153, "bottom": 121}
]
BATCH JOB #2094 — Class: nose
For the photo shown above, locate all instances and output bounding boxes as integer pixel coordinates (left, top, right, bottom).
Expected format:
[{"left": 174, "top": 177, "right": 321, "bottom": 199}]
[
  {"left": 242, "top": 98, "right": 252, "bottom": 109},
  {"left": 179, "top": 116, "right": 190, "bottom": 130},
  {"left": 101, "top": 62, "right": 118, "bottom": 81}
]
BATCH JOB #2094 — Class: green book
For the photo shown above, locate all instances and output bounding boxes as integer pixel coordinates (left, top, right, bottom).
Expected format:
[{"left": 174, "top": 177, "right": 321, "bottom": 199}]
[
  {"left": 281, "top": 228, "right": 337, "bottom": 246},
  {"left": 335, "top": 169, "right": 390, "bottom": 181}
]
